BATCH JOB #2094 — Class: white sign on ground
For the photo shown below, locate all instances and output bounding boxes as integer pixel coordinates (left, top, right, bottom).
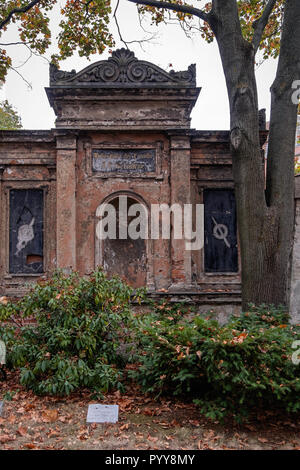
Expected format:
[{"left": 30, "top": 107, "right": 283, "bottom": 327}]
[
  {"left": 86, "top": 404, "right": 119, "bottom": 423},
  {"left": 0, "top": 340, "right": 6, "bottom": 365}
]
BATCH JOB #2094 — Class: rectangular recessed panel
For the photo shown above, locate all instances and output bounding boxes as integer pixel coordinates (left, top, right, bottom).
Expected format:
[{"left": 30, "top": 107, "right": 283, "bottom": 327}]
[
  {"left": 9, "top": 189, "right": 44, "bottom": 274},
  {"left": 204, "top": 189, "right": 238, "bottom": 273},
  {"left": 92, "top": 149, "right": 156, "bottom": 174}
]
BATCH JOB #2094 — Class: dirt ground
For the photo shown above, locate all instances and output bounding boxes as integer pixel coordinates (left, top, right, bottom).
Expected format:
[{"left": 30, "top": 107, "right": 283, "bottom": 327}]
[{"left": 0, "top": 370, "right": 300, "bottom": 451}]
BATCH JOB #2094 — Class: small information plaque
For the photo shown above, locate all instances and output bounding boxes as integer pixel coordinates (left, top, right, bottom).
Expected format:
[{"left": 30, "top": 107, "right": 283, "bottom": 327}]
[
  {"left": 0, "top": 401, "right": 4, "bottom": 417},
  {"left": 0, "top": 340, "right": 6, "bottom": 365},
  {"left": 86, "top": 404, "right": 119, "bottom": 424}
]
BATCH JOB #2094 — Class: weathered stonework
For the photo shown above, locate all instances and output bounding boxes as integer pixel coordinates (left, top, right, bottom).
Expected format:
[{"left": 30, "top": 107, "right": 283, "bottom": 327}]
[{"left": 1, "top": 49, "right": 288, "bottom": 315}]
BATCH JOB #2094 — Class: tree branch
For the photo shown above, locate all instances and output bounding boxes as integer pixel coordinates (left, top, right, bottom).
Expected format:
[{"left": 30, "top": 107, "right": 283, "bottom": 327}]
[
  {"left": 10, "top": 66, "right": 32, "bottom": 89},
  {"left": 252, "top": 0, "right": 278, "bottom": 52},
  {"left": 114, "top": 0, "right": 158, "bottom": 50},
  {"left": 113, "top": 0, "right": 129, "bottom": 49},
  {"left": 127, "top": 0, "right": 211, "bottom": 23},
  {"left": 0, "top": 0, "right": 41, "bottom": 30}
]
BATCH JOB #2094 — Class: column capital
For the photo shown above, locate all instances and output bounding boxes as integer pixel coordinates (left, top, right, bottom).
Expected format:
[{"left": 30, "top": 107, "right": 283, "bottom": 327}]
[
  {"left": 169, "top": 134, "right": 191, "bottom": 150},
  {"left": 55, "top": 134, "right": 77, "bottom": 150}
]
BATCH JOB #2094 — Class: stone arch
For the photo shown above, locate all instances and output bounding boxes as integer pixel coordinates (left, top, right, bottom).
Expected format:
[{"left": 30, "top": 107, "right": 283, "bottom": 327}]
[{"left": 95, "top": 191, "right": 154, "bottom": 289}]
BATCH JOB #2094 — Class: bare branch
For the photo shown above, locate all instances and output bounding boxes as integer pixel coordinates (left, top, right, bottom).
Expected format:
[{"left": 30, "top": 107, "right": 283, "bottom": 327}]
[
  {"left": 127, "top": 0, "right": 211, "bottom": 23},
  {"left": 0, "top": 40, "right": 50, "bottom": 64},
  {"left": 0, "top": 41, "right": 30, "bottom": 46},
  {"left": 10, "top": 66, "right": 32, "bottom": 89},
  {"left": 113, "top": 0, "right": 129, "bottom": 49},
  {"left": 14, "top": 47, "right": 32, "bottom": 69},
  {"left": 0, "top": 0, "right": 42, "bottom": 30},
  {"left": 252, "top": 0, "right": 278, "bottom": 52},
  {"left": 114, "top": 0, "right": 158, "bottom": 50}
]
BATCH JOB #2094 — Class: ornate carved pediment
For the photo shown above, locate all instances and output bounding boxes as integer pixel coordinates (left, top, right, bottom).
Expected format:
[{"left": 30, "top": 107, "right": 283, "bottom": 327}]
[{"left": 50, "top": 49, "right": 196, "bottom": 87}]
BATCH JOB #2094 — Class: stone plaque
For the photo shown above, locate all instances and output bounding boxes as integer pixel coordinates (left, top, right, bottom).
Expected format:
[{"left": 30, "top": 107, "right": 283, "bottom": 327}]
[
  {"left": 0, "top": 402, "right": 4, "bottom": 417},
  {"left": 86, "top": 404, "right": 119, "bottom": 423},
  {"left": 92, "top": 149, "right": 156, "bottom": 174}
]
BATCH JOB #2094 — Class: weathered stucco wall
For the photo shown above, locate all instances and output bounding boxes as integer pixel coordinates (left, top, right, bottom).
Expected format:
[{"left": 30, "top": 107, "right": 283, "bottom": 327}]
[
  {"left": 0, "top": 49, "right": 275, "bottom": 313},
  {"left": 75, "top": 130, "right": 172, "bottom": 290},
  {"left": 0, "top": 131, "right": 57, "bottom": 296}
]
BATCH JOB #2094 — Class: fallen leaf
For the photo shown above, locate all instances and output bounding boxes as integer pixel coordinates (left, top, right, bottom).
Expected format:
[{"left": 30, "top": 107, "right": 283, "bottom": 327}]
[
  {"left": 23, "top": 443, "right": 37, "bottom": 449},
  {"left": 120, "top": 423, "right": 129, "bottom": 431},
  {"left": 42, "top": 409, "right": 59, "bottom": 423},
  {"left": 0, "top": 434, "right": 15, "bottom": 443},
  {"left": 258, "top": 437, "right": 268, "bottom": 443},
  {"left": 17, "top": 426, "right": 28, "bottom": 437},
  {"left": 245, "top": 424, "right": 256, "bottom": 432},
  {"left": 189, "top": 419, "right": 200, "bottom": 427}
]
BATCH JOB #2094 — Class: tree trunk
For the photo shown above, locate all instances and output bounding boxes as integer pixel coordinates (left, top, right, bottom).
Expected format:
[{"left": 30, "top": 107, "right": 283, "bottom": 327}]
[
  {"left": 266, "top": 0, "right": 300, "bottom": 306},
  {"left": 131, "top": 0, "right": 300, "bottom": 308},
  {"left": 211, "top": 0, "right": 300, "bottom": 309}
]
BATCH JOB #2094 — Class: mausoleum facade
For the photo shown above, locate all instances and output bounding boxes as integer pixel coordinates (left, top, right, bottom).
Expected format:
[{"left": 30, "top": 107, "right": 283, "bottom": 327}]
[{"left": 2, "top": 48, "right": 297, "bottom": 316}]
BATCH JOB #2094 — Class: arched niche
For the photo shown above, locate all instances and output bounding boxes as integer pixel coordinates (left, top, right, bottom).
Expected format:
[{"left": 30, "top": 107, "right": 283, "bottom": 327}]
[{"left": 95, "top": 191, "right": 154, "bottom": 289}]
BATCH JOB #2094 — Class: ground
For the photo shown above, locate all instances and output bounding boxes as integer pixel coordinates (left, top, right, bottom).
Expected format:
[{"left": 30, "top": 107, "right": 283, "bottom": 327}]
[{"left": 0, "top": 371, "right": 300, "bottom": 451}]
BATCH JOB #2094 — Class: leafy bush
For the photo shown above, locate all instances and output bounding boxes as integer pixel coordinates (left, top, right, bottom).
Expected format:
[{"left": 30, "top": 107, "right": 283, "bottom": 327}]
[
  {"left": 0, "top": 269, "right": 143, "bottom": 396},
  {"left": 130, "top": 303, "right": 300, "bottom": 421}
]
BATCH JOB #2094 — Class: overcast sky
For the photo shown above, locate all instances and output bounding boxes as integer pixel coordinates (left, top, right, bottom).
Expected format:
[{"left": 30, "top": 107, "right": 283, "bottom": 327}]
[{"left": 1, "top": 0, "right": 278, "bottom": 131}]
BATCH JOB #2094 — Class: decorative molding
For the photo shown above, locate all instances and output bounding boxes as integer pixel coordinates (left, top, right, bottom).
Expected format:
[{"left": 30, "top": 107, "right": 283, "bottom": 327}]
[{"left": 50, "top": 48, "right": 196, "bottom": 87}]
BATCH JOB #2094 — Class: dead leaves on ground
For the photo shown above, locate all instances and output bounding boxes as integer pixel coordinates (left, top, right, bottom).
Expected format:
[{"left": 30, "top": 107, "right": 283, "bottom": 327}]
[
  {"left": 42, "top": 409, "right": 59, "bottom": 423},
  {"left": 0, "top": 371, "right": 300, "bottom": 450}
]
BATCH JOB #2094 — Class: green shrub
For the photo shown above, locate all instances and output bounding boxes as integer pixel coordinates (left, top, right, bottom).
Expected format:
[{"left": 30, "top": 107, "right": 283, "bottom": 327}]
[
  {"left": 0, "top": 269, "right": 143, "bottom": 396},
  {"left": 130, "top": 303, "right": 300, "bottom": 421}
]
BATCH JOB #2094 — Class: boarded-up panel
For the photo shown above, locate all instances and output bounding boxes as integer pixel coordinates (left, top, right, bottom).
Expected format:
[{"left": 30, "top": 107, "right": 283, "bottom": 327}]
[
  {"left": 103, "top": 238, "right": 147, "bottom": 287},
  {"left": 9, "top": 189, "right": 44, "bottom": 274},
  {"left": 204, "top": 189, "right": 238, "bottom": 273},
  {"left": 102, "top": 197, "right": 147, "bottom": 287}
]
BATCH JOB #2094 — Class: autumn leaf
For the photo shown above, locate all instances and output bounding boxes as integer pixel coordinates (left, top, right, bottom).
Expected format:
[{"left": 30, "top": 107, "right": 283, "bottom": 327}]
[
  {"left": 119, "top": 423, "right": 129, "bottom": 431},
  {"left": 42, "top": 409, "right": 59, "bottom": 423},
  {"left": 17, "top": 425, "right": 28, "bottom": 437},
  {"left": 23, "top": 443, "right": 37, "bottom": 449},
  {"left": 0, "top": 434, "right": 15, "bottom": 443},
  {"left": 258, "top": 437, "right": 268, "bottom": 443},
  {"left": 189, "top": 419, "right": 200, "bottom": 427}
]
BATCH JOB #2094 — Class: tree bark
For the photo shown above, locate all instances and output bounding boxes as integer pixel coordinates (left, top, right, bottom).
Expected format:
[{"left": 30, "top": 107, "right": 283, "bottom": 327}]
[
  {"left": 265, "top": 0, "right": 300, "bottom": 306},
  {"left": 130, "top": 0, "right": 300, "bottom": 308},
  {"left": 211, "top": 0, "right": 300, "bottom": 308}
]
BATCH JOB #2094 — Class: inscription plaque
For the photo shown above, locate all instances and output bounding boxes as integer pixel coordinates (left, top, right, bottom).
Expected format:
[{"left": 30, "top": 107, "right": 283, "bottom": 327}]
[
  {"left": 86, "top": 404, "right": 119, "bottom": 423},
  {"left": 92, "top": 149, "right": 156, "bottom": 174}
]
